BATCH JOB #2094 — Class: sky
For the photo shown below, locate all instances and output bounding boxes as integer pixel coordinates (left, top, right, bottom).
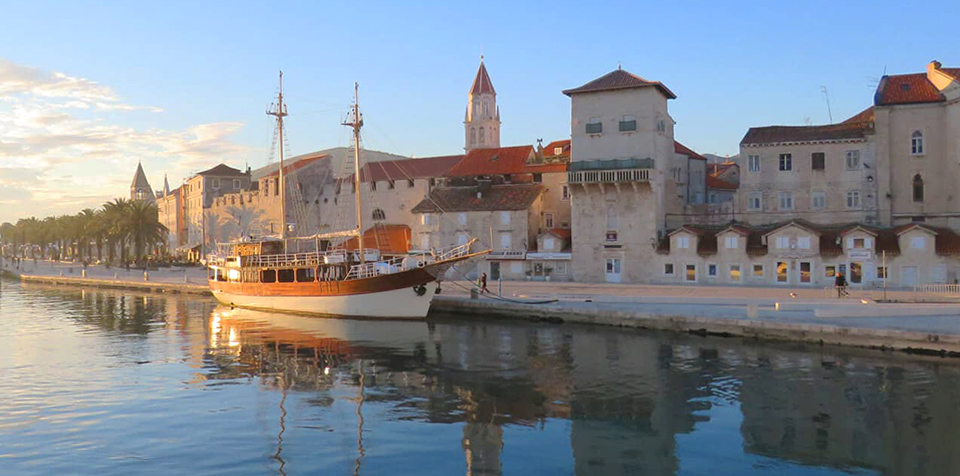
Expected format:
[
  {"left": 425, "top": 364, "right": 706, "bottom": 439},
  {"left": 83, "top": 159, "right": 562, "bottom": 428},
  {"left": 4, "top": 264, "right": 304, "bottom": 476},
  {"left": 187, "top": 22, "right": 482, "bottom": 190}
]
[{"left": 1, "top": 0, "right": 959, "bottom": 224}]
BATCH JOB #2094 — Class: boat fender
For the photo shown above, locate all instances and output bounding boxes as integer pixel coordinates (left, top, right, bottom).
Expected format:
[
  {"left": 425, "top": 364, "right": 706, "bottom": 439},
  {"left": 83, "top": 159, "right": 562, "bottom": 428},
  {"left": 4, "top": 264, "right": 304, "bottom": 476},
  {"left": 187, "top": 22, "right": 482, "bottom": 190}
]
[{"left": 413, "top": 284, "right": 427, "bottom": 296}]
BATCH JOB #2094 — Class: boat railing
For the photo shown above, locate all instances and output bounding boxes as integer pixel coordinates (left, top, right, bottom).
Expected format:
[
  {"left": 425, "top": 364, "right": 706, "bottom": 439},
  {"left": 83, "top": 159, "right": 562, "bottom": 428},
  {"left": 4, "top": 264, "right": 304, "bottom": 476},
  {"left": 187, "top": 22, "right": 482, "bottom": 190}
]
[
  {"left": 345, "top": 256, "right": 408, "bottom": 280},
  {"left": 434, "top": 240, "right": 475, "bottom": 262},
  {"left": 243, "top": 251, "right": 334, "bottom": 268}
]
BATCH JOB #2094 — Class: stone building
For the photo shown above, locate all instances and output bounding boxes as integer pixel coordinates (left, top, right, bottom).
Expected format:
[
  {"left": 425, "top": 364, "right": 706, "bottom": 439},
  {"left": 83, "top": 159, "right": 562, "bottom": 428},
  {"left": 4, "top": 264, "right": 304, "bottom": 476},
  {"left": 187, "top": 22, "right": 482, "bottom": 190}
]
[
  {"left": 464, "top": 58, "right": 500, "bottom": 152},
  {"left": 181, "top": 163, "right": 252, "bottom": 255},
  {"left": 564, "top": 67, "right": 685, "bottom": 283},
  {"left": 156, "top": 184, "right": 182, "bottom": 255},
  {"left": 130, "top": 162, "right": 156, "bottom": 203}
]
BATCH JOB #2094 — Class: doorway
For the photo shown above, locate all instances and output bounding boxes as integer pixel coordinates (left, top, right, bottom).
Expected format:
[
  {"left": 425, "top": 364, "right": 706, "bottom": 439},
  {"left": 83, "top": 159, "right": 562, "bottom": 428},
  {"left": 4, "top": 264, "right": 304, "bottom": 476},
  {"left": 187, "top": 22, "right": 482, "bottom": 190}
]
[
  {"left": 489, "top": 262, "right": 500, "bottom": 281},
  {"left": 605, "top": 258, "right": 622, "bottom": 283}
]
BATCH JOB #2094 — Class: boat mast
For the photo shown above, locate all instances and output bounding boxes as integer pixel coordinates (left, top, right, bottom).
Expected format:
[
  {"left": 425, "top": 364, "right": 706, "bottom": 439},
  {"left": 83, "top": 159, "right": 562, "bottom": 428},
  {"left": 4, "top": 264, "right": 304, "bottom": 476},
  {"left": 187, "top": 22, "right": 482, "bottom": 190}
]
[
  {"left": 343, "top": 83, "right": 365, "bottom": 263},
  {"left": 267, "top": 71, "right": 289, "bottom": 249}
]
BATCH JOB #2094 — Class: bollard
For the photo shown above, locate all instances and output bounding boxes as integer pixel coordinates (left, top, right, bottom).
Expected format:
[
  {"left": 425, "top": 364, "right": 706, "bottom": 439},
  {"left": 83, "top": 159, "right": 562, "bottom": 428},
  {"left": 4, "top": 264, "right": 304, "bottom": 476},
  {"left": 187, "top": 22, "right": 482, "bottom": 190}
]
[
  {"left": 747, "top": 303, "right": 759, "bottom": 318},
  {"left": 81, "top": 269, "right": 86, "bottom": 278},
  {"left": 470, "top": 287, "right": 479, "bottom": 300},
  {"left": 114, "top": 272, "right": 118, "bottom": 280},
  {"left": 774, "top": 302, "right": 781, "bottom": 311},
  {"left": 143, "top": 270, "right": 149, "bottom": 282}
]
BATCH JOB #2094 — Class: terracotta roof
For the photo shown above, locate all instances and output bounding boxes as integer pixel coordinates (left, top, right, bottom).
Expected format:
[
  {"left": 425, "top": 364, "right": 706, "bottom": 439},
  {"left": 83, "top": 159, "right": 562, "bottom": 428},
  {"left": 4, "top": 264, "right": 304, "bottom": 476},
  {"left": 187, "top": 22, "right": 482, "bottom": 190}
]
[
  {"left": 741, "top": 121, "right": 872, "bottom": 146},
  {"left": 198, "top": 163, "right": 247, "bottom": 177},
  {"left": 706, "top": 175, "right": 738, "bottom": 190},
  {"left": 265, "top": 154, "right": 330, "bottom": 178},
  {"left": 470, "top": 61, "right": 495, "bottom": 95},
  {"left": 546, "top": 228, "right": 571, "bottom": 239},
  {"left": 355, "top": 155, "right": 463, "bottom": 183},
  {"left": 674, "top": 140, "right": 706, "bottom": 160},
  {"left": 342, "top": 224, "right": 410, "bottom": 255},
  {"left": 875, "top": 73, "right": 944, "bottom": 105},
  {"left": 411, "top": 184, "right": 543, "bottom": 213},
  {"left": 542, "top": 139, "right": 571, "bottom": 158},
  {"left": 562, "top": 68, "right": 676, "bottom": 99},
  {"left": 445, "top": 145, "right": 537, "bottom": 177},
  {"left": 842, "top": 106, "right": 875, "bottom": 124}
]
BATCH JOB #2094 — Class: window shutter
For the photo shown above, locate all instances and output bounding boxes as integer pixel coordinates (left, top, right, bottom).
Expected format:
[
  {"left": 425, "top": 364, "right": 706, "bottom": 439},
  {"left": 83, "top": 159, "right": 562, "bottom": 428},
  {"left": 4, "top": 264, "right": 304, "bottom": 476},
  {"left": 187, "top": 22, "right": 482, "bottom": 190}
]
[
  {"left": 846, "top": 238, "right": 854, "bottom": 249},
  {"left": 864, "top": 237, "right": 872, "bottom": 249}
]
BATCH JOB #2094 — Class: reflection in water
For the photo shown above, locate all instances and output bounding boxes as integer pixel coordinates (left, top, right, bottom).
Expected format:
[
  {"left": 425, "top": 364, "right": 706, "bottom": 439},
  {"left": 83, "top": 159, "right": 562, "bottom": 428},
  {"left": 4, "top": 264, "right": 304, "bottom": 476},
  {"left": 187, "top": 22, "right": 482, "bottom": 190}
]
[{"left": 4, "top": 283, "right": 960, "bottom": 476}]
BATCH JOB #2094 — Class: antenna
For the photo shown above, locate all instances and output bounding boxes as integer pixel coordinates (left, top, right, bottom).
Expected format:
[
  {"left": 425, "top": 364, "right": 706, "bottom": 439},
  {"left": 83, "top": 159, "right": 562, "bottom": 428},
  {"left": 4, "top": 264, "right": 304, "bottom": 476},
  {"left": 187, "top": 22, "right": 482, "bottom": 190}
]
[
  {"left": 266, "top": 70, "right": 289, "bottom": 244},
  {"left": 820, "top": 86, "right": 833, "bottom": 123}
]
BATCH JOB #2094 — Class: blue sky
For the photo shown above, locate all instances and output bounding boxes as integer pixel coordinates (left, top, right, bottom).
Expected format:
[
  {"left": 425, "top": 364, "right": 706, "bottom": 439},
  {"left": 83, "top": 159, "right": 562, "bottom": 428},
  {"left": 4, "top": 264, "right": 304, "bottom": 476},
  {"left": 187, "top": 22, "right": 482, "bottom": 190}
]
[{"left": 1, "top": 0, "right": 959, "bottom": 223}]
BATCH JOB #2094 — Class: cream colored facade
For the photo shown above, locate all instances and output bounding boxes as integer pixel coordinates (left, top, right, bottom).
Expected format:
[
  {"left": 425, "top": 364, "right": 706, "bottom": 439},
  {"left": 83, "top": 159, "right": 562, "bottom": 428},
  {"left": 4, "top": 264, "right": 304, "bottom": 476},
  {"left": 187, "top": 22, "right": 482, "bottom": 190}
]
[
  {"left": 738, "top": 138, "right": 878, "bottom": 226},
  {"left": 156, "top": 187, "right": 181, "bottom": 255},
  {"left": 181, "top": 165, "right": 252, "bottom": 255}
]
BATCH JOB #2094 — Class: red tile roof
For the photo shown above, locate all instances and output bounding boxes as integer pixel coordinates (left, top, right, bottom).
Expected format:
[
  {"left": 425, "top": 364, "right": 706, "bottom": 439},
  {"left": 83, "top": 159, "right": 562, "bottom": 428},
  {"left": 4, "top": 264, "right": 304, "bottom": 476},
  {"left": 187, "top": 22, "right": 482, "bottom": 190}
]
[
  {"left": 356, "top": 155, "right": 463, "bottom": 183},
  {"left": 198, "top": 163, "right": 247, "bottom": 177},
  {"left": 264, "top": 154, "right": 330, "bottom": 178},
  {"left": 674, "top": 140, "right": 706, "bottom": 160},
  {"left": 741, "top": 121, "right": 872, "bottom": 146},
  {"left": 875, "top": 73, "right": 944, "bottom": 105},
  {"left": 411, "top": 184, "right": 543, "bottom": 213},
  {"left": 707, "top": 162, "right": 738, "bottom": 177},
  {"left": 842, "top": 106, "right": 875, "bottom": 124},
  {"left": 470, "top": 61, "right": 496, "bottom": 95},
  {"left": 446, "top": 145, "right": 537, "bottom": 177},
  {"left": 562, "top": 68, "right": 676, "bottom": 99},
  {"left": 546, "top": 228, "right": 571, "bottom": 239},
  {"left": 542, "top": 139, "right": 571, "bottom": 158},
  {"left": 706, "top": 175, "right": 738, "bottom": 190}
]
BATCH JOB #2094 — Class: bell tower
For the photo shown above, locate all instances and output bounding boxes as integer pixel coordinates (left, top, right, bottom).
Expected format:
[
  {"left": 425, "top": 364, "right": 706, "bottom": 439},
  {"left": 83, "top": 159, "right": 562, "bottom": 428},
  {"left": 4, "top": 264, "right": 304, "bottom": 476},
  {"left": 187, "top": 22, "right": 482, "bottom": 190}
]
[{"left": 464, "top": 57, "right": 500, "bottom": 151}]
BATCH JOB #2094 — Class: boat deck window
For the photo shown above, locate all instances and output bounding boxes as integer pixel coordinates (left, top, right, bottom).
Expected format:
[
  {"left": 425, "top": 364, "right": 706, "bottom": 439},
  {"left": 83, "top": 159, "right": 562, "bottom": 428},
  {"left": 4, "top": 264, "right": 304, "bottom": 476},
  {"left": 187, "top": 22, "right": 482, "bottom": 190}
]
[
  {"left": 216, "top": 269, "right": 227, "bottom": 282},
  {"left": 278, "top": 269, "right": 295, "bottom": 283},
  {"left": 261, "top": 269, "right": 276, "bottom": 283},
  {"left": 296, "top": 268, "right": 315, "bottom": 282}
]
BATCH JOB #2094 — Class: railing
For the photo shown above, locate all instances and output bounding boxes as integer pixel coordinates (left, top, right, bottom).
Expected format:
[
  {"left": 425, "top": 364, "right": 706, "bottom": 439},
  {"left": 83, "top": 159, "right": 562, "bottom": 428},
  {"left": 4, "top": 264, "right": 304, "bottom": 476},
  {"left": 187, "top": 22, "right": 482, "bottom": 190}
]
[
  {"left": 914, "top": 284, "right": 960, "bottom": 296},
  {"left": 244, "top": 251, "right": 330, "bottom": 268},
  {"left": 567, "top": 168, "right": 651, "bottom": 184},
  {"left": 345, "top": 256, "right": 407, "bottom": 280}
]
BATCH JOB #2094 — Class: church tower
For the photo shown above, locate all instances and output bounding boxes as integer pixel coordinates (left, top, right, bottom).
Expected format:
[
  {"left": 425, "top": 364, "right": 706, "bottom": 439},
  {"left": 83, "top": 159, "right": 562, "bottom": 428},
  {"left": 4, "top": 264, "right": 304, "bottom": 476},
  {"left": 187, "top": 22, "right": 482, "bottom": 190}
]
[
  {"left": 464, "top": 57, "right": 500, "bottom": 151},
  {"left": 130, "top": 161, "right": 156, "bottom": 203}
]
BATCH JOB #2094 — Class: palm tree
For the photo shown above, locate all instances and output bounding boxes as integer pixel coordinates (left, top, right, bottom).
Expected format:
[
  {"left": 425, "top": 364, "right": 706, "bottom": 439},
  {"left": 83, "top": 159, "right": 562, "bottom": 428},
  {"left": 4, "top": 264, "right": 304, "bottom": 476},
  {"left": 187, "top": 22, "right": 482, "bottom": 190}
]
[
  {"left": 103, "top": 198, "right": 131, "bottom": 265},
  {"left": 127, "top": 200, "right": 167, "bottom": 265}
]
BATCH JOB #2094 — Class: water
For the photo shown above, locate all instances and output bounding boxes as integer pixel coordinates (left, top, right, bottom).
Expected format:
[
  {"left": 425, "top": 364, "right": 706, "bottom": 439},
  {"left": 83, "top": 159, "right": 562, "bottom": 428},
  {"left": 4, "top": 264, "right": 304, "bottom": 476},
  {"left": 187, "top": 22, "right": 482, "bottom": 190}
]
[{"left": 2, "top": 281, "right": 959, "bottom": 476}]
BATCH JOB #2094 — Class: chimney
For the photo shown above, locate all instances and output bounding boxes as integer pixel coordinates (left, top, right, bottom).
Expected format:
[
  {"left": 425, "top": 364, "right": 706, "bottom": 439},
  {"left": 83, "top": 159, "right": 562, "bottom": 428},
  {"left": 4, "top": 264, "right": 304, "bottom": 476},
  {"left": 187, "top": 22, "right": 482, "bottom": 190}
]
[{"left": 929, "top": 60, "right": 942, "bottom": 72}]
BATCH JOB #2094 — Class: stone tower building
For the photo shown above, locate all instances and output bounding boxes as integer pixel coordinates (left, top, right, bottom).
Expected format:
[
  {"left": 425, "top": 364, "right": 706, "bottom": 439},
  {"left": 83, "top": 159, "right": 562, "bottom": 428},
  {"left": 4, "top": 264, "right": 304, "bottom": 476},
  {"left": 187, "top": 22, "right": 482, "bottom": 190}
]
[
  {"left": 464, "top": 58, "right": 500, "bottom": 151},
  {"left": 130, "top": 161, "right": 156, "bottom": 203}
]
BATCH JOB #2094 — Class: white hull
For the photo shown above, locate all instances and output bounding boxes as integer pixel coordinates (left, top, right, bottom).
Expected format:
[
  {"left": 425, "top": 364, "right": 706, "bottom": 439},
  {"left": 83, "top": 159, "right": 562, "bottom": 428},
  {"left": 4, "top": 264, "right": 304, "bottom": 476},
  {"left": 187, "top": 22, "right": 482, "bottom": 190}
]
[{"left": 210, "top": 282, "right": 442, "bottom": 319}]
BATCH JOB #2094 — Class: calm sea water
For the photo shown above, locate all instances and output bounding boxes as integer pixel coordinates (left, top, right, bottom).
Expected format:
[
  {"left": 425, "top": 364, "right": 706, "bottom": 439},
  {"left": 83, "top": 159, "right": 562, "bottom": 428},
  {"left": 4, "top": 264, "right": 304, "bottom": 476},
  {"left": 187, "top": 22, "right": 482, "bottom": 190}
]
[{"left": 2, "top": 281, "right": 959, "bottom": 476}]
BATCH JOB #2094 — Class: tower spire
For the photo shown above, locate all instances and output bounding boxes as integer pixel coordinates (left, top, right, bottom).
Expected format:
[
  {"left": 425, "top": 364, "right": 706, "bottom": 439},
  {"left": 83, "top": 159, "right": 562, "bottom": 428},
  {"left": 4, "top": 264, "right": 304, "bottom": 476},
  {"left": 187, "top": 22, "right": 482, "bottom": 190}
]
[{"left": 464, "top": 57, "right": 500, "bottom": 151}]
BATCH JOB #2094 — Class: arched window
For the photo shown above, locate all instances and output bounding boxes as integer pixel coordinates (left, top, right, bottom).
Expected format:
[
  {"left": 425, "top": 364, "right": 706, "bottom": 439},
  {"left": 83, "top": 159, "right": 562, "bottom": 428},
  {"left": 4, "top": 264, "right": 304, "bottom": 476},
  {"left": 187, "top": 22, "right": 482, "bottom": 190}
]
[
  {"left": 482, "top": 101, "right": 489, "bottom": 118},
  {"left": 470, "top": 128, "right": 476, "bottom": 145},
  {"left": 913, "top": 174, "right": 924, "bottom": 202},
  {"left": 911, "top": 131, "right": 924, "bottom": 155},
  {"left": 473, "top": 100, "right": 479, "bottom": 118},
  {"left": 479, "top": 127, "right": 485, "bottom": 144},
  {"left": 372, "top": 208, "right": 386, "bottom": 221},
  {"left": 606, "top": 204, "right": 618, "bottom": 230}
]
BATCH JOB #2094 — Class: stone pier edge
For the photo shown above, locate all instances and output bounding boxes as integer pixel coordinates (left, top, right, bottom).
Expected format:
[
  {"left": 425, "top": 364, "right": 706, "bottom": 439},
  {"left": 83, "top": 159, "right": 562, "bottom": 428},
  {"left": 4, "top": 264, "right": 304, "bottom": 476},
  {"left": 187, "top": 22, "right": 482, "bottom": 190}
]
[{"left": 13, "top": 274, "right": 960, "bottom": 357}]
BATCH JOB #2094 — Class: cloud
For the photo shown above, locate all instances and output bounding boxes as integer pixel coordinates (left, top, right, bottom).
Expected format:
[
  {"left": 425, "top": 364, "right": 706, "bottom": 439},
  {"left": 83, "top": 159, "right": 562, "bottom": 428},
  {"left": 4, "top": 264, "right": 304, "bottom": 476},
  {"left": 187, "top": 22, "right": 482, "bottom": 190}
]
[{"left": 0, "top": 57, "right": 249, "bottom": 223}]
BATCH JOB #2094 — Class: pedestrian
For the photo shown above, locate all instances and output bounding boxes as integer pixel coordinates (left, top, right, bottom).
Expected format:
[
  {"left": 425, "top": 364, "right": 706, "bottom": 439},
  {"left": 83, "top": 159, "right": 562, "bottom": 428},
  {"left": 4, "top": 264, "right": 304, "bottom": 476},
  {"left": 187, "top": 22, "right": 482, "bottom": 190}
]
[
  {"left": 835, "top": 272, "right": 848, "bottom": 298},
  {"left": 479, "top": 272, "right": 489, "bottom": 294}
]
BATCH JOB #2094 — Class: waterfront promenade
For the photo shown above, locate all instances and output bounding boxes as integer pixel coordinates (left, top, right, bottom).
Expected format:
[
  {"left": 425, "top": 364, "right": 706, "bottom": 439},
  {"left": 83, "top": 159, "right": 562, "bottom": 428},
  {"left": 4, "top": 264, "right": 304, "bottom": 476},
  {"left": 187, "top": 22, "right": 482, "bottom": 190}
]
[{"left": 5, "top": 258, "right": 960, "bottom": 356}]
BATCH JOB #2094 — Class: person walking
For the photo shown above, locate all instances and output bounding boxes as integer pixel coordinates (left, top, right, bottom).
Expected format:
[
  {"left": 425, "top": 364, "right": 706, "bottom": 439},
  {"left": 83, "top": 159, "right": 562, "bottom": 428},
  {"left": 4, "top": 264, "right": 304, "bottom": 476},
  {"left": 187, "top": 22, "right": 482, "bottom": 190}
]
[
  {"left": 478, "top": 272, "right": 489, "bottom": 294},
  {"left": 835, "top": 272, "right": 848, "bottom": 298}
]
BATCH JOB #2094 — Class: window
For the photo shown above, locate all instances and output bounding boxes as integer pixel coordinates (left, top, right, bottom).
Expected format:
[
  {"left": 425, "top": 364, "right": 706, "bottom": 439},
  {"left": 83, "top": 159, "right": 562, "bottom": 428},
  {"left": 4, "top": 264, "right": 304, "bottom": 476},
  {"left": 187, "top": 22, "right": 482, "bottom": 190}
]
[
  {"left": 779, "top": 153, "right": 792, "bottom": 171},
  {"left": 676, "top": 236, "right": 690, "bottom": 249},
  {"left": 544, "top": 213, "right": 555, "bottom": 228},
  {"left": 779, "top": 192, "right": 793, "bottom": 210},
  {"left": 877, "top": 266, "right": 887, "bottom": 279},
  {"left": 853, "top": 238, "right": 865, "bottom": 248},
  {"left": 748, "top": 192, "right": 762, "bottom": 211},
  {"left": 911, "top": 131, "right": 924, "bottom": 155},
  {"left": 912, "top": 236, "right": 925, "bottom": 249},
  {"left": 846, "top": 190, "right": 860, "bottom": 209},
  {"left": 260, "top": 269, "right": 276, "bottom": 283},
  {"left": 812, "top": 152, "right": 825, "bottom": 170},
  {"left": 797, "top": 236, "right": 811, "bottom": 249},
  {"left": 212, "top": 178, "right": 220, "bottom": 190},
  {"left": 685, "top": 264, "right": 697, "bottom": 282},
  {"left": 277, "top": 269, "right": 295, "bottom": 283},
  {"left": 664, "top": 263, "right": 674, "bottom": 275},
  {"left": 500, "top": 211, "right": 510, "bottom": 226},
  {"left": 562, "top": 185, "right": 570, "bottom": 200},
  {"left": 275, "top": 178, "right": 280, "bottom": 196},
  {"left": 296, "top": 268, "right": 315, "bottom": 283},
  {"left": 776, "top": 236, "right": 789, "bottom": 249},
  {"left": 619, "top": 114, "right": 637, "bottom": 132},
  {"left": 554, "top": 147, "right": 563, "bottom": 155},
  {"left": 555, "top": 262, "right": 567, "bottom": 275},
  {"left": 913, "top": 174, "right": 924, "bottom": 202},
  {"left": 543, "top": 236, "right": 555, "bottom": 250},
  {"left": 753, "top": 264, "right": 764, "bottom": 277},
  {"left": 725, "top": 236, "right": 738, "bottom": 249},
  {"left": 470, "top": 128, "right": 476, "bottom": 145},
  {"left": 586, "top": 117, "right": 602, "bottom": 134},
  {"left": 372, "top": 208, "right": 385, "bottom": 221},
  {"left": 811, "top": 192, "right": 826, "bottom": 210},
  {"left": 845, "top": 150, "right": 860, "bottom": 170},
  {"left": 825, "top": 265, "right": 836, "bottom": 278},
  {"left": 776, "top": 262, "right": 788, "bottom": 283},
  {"left": 606, "top": 204, "right": 618, "bottom": 230},
  {"left": 479, "top": 127, "right": 486, "bottom": 144},
  {"left": 800, "top": 262, "right": 811, "bottom": 283},
  {"left": 533, "top": 173, "right": 542, "bottom": 183},
  {"left": 499, "top": 233, "right": 511, "bottom": 250},
  {"left": 605, "top": 231, "right": 618, "bottom": 242},
  {"left": 656, "top": 117, "right": 666, "bottom": 133},
  {"left": 421, "top": 213, "right": 432, "bottom": 225},
  {"left": 482, "top": 102, "right": 489, "bottom": 117},
  {"left": 729, "top": 265, "right": 741, "bottom": 282},
  {"left": 709, "top": 193, "right": 718, "bottom": 204},
  {"left": 458, "top": 212, "right": 467, "bottom": 226},
  {"left": 708, "top": 264, "right": 717, "bottom": 277},
  {"left": 748, "top": 155, "right": 761, "bottom": 173},
  {"left": 233, "top": 179, "right": 241, "bottom": 190}
]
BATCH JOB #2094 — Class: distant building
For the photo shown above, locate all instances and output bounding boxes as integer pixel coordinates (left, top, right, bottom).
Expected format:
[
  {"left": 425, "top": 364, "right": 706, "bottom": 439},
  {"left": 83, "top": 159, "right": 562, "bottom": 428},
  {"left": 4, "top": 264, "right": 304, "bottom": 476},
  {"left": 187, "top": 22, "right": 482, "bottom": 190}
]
[
  {"left": 130, "top": 162, "right": 155, "bottom": 203},
  {"left": 464, "top": 58, "right": 501, "bottom": 152}
]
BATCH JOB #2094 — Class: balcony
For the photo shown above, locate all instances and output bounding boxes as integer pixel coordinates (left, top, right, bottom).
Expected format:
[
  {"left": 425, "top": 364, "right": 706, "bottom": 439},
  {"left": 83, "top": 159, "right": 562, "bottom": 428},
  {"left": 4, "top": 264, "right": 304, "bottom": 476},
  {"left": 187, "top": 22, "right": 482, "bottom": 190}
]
[{"left": 567, "top": 168, "right": 651, "bottom": 184}]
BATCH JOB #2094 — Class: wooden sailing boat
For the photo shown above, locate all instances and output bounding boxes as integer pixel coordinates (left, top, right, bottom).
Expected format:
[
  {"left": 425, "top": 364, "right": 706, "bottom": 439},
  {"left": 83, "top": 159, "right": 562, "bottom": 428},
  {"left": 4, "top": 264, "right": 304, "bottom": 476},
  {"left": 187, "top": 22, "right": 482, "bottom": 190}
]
[{"left": 207, "top": 74, "right": 489, "bottom": 319}]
